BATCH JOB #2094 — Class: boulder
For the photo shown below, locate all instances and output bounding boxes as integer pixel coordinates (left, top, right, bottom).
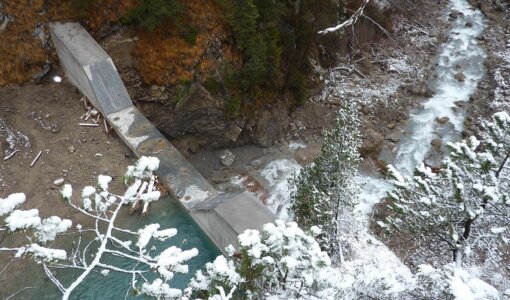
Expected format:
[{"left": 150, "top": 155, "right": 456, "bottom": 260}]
[
  {"left": 431, "top": 138, "right": 442, "bottom": 151},
  {"left": 360, "top": 128, "right": 385, "bottom": 158},
  {"left": 146, "top": 83, "right": 243, "bottom": 149},
  {"left": 219, "top": 150, "right": 235, "bottom": 166},
  {"left": 436, "top": 116, "right": 449, "bottom": 124},
  {"left": 454, "top": 73, "right": 465, "bottom": 82}
]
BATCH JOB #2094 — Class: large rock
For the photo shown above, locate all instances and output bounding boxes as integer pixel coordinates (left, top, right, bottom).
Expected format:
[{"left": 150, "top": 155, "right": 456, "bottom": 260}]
[
  {"left": 219, "top": 149, "right": 235, "bottom": 166},
  {"left": 360, "top": 128, "right": 385, "bottom": 158},
  {"left": 244, "top": 101, "right": 291, "bottom": 147},
  {"left": 431, "top": 138, "right": 442, "bottom": 151},
  {"left": 144, "top": 83, "right": 242, "bottom": 149}
]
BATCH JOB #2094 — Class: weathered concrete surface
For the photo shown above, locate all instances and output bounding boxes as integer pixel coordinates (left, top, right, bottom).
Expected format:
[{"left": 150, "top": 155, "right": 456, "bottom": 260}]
[
  {"left": 50, "top": 22, "right": 276, "bottom": 255},
  {"left": 49, "top": 22, "right": 132, "bottom": 116},
  {"left": 107, "top": 106, "right": 218, "bottom": 208},
  {"left": 192, "top": 192, "right": 276, "bottom": 251}
]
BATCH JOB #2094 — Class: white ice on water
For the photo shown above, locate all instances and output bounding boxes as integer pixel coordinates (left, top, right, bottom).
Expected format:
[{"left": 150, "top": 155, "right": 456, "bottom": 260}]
[{"left": 260, "top": 159, "right": 302, "bottom": 220}]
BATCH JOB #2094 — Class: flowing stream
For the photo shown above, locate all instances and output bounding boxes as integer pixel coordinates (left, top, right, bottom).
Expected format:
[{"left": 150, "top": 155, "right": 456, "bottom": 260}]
[
  {"left": 394, "top": 0, "right": 487, "bottom": 174},
  {"left": 358, "top": 0, "right": 486, "bottom": 206}
]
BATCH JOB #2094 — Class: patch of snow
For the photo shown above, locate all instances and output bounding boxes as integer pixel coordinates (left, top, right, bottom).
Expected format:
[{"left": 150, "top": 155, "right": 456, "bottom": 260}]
[
  {"left": 97, "top": 175, "right": 112, "bottom": 191},
  {"left": 180, "top": 185, "right": 210, "bottom": 204},
  {"left": 288, "top": 141, "right": 306, "bottom": 151},
  {"left": 155, "top": 247, "right": 199, "bottom": 280},
  {"left": 107, "top": 107, "right": 149, "bottom": 149},
  {"left": 24, "top": 244, "right": 67, "bottom": 261},
  {"left": 0, "top": 117, "right": 31, "bottom": 159},
  {"left": 450, "top": 267, "right": 499, "bottom": 300},
  {"left": 125, "top": 156, "right": 160, "bottom": 179},
  {"left": 140, "top": 191, "right": 161, "bottom": 203},
  {"left": 82, "top": 186, "right": 96, "bottom": 198},
  {"left": 5, "top": 209, "right": 41, "bottom": 231},
  {"left": 137, "top": 223, "right": 160, "bottom": 251},
  {"left": 61, "top": 184, "right": 73, "bottom": 200},
  {"left": 140, "top": 278, "right": 182, "bottom": 299},
  {"left": 35, "top": 216, "right": 72, "bottom": 243},
  {"left": 0, "top": 193, "right": 26, "bottom": 216}
]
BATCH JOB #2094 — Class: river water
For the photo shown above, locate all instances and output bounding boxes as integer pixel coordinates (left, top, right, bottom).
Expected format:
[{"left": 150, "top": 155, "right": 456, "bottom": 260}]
[{"left": 4, "top": 197, "right": 219, "bottom": 299}]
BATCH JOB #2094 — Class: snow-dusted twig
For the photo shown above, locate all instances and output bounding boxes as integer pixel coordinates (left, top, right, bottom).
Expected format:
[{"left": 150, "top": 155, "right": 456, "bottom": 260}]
[
  {"left": 3, "top": 150, "right": 19, "bottom": 161},
  {"left": 0, "top": 156, "right": 199, "bottom": 299},
  {"left": 5, "top": 286, "right": 35, "bottom": 300},
  {"left": 318, "top": 0, "right": 370, "bottom": 34}
]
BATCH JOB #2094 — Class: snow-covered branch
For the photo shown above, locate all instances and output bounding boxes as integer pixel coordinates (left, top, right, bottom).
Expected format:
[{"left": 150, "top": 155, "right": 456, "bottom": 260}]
[
  {"left": 318, "top": 0, "right": 370, "bottom": 34},
  {"left": 0, "top": 156, "right": 199, "bottom": 299}
]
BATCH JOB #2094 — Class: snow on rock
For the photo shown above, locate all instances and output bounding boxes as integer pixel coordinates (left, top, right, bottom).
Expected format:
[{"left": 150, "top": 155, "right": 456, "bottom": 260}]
[
  {"left": 140, "top": 278, "right": 183, "bottom": 299},
  {"left": 450, "top": 268, "right": 499, "bottom": 300},
  {"left": 5, "top": 209, "right": 41, "bottom": 231},
  {"left": 35, "top": 216, "right": 72, "bottom": 243},
  {"left": 180, "top": 185, "right": 210, "bottom": 204},
  {"left": 0, "top": 193, "right": 26, "bottom": 216}
]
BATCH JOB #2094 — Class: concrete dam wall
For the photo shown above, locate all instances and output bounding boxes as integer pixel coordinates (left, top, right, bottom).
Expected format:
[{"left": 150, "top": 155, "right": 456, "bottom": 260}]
[{"left": 49, "top": 22, "right": 276, "bottom": 255}]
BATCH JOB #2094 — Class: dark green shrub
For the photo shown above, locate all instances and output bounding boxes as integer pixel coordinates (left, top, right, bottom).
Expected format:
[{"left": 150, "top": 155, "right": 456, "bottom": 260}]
[{"left": 123, "top": 0, "right": 183, "bottom": 32}]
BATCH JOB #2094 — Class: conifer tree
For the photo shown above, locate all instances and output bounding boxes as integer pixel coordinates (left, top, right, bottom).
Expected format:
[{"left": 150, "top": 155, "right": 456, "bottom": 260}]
[
  {"left": 290, "top": 100, "right": 362, "bottom": 255},
  {"left": 386, "top": 112, "right": 510, "bottom": 266}
]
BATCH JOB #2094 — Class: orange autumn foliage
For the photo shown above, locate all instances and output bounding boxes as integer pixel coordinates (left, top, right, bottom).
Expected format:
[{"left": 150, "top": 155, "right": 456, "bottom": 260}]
[{"left": 133, "top": 0, "right": 235, "bottom": 85}]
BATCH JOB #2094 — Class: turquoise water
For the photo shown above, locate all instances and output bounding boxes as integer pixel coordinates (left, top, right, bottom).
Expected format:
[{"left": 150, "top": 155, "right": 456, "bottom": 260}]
[{"left": 7, "top": 197, "right": 219, "bottom": 299}]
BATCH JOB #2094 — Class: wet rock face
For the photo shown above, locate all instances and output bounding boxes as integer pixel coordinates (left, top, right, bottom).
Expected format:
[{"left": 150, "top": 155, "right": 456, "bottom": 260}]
[{"left": 141, "top": 83, "right": 292, "bottom": 150}]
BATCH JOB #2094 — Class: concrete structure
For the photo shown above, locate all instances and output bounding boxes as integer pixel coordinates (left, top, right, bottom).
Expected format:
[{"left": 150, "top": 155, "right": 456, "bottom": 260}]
[{"left": 49, "top": 22, "right": 276, "bottom": 255}]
